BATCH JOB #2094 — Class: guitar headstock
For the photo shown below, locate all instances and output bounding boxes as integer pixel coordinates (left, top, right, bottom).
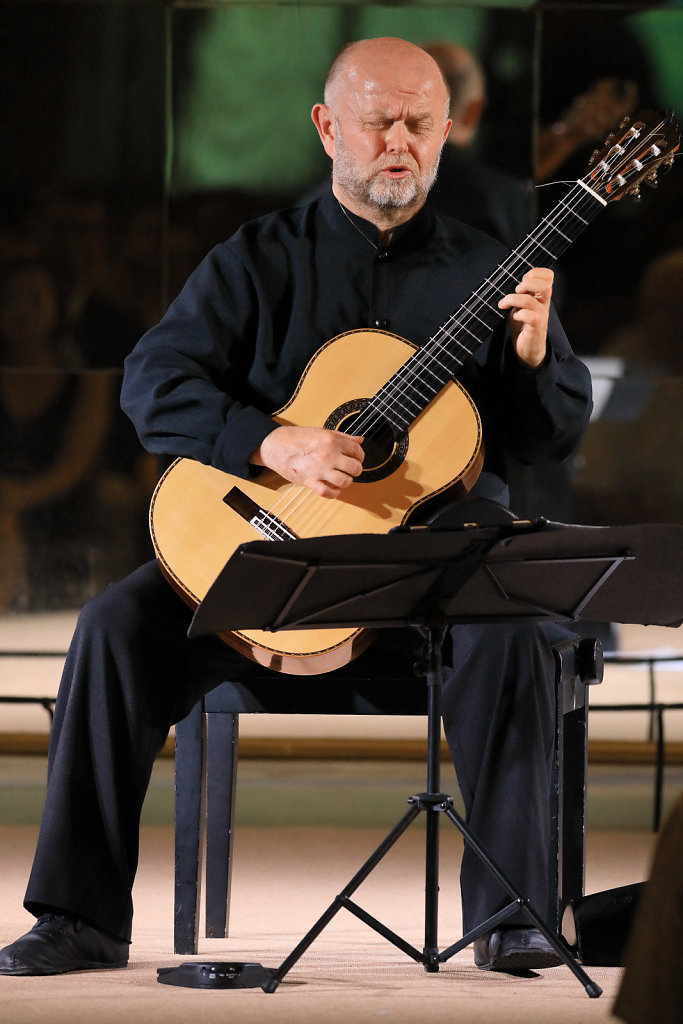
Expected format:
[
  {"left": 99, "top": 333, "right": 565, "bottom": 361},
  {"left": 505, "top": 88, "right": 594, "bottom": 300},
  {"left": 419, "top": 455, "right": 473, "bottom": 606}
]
[{"left": 584, "top": 109, "right": 679, "bottom": 202}]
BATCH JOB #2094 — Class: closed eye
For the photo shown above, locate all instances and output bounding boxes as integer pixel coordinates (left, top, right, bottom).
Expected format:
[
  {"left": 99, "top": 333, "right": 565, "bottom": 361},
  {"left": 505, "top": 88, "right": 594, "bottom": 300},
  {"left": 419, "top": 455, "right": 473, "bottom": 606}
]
[{"left": 364, "top": 113, "right": 435, "bottom": 134}]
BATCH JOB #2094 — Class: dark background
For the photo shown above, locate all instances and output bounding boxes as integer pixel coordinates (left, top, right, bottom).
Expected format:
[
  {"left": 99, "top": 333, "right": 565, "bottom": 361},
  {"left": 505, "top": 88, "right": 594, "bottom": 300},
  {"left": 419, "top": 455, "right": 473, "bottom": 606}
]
[{"left": 1, "top": 0, "right": 681, "bottom": 612}]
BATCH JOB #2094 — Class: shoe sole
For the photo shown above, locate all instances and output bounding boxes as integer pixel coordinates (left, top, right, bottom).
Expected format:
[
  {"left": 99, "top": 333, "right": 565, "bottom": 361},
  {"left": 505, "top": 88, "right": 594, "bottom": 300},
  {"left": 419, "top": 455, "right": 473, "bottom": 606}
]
[
  {"left": 0, "top": 960, "right": 128, "bottom": 977},
  {"left": 478, "top": 951, "right": 564, "bottom": 971}
]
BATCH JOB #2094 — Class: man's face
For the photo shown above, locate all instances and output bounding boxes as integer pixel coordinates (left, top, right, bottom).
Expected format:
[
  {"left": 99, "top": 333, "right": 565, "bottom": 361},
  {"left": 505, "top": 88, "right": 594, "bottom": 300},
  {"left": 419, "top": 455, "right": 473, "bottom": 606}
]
[
  {"left": 332, "top": 113, "right": 441, "bottom": 214},
  {"left": 317, "top": 41, "right": 451, "bottom": 221}
]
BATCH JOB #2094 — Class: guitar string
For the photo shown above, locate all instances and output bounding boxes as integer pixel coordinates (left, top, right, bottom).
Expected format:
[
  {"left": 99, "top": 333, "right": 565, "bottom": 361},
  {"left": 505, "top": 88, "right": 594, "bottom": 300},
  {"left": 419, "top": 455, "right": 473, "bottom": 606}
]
[{"left": 262, "top": 133, "right": 656, "bottom": 535}]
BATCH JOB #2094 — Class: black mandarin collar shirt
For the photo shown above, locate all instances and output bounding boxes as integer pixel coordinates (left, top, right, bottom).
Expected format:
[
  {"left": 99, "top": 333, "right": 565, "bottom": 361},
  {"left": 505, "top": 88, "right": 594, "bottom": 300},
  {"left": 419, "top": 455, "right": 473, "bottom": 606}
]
[{"left": 121, "top": 188, "right": 592, "bottom": 505}]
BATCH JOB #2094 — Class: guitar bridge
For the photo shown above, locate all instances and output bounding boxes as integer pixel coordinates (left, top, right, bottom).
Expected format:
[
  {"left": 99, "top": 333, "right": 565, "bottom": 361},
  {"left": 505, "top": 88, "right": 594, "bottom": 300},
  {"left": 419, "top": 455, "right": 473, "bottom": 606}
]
[{"left": 223, "top": 487, "right": 297, "bottom": 541}]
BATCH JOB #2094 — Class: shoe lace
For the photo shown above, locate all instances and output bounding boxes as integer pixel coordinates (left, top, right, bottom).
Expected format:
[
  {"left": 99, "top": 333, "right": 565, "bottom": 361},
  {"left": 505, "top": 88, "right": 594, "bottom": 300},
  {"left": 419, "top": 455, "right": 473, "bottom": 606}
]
[{"left": 35, "top": 913, "right": 82, "bottom": 933}]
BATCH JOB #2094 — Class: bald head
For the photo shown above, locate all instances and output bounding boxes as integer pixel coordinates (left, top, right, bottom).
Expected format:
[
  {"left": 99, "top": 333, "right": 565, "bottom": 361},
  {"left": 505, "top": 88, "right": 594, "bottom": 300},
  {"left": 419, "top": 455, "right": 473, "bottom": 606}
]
[{"left": 324, "top": 37, "right": 451, "bottom": 122}]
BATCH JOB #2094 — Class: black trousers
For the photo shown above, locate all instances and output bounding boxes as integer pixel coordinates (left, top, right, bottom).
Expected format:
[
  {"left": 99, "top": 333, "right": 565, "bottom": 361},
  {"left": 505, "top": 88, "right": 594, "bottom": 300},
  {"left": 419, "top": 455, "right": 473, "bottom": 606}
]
[{"left": 24, "top": 559, "right": 564, "bottom": 942}]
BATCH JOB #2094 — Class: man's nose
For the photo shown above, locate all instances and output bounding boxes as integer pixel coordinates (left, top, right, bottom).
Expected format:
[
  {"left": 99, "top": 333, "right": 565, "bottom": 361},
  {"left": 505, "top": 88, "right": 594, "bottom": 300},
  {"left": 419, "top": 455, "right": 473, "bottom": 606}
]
[{"left": 385, "top": 121, "right": 409, "bottom": 152}]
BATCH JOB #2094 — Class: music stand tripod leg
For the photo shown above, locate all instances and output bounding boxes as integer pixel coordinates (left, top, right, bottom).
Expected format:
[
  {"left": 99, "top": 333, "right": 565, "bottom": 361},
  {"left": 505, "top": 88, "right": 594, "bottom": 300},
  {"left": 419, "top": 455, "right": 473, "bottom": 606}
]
[
  {"left": 437, "top": 801, "right": 602, "bottom": 996},
  {"left": 262, "top": 801, "right": 424, "bottom": 992}
]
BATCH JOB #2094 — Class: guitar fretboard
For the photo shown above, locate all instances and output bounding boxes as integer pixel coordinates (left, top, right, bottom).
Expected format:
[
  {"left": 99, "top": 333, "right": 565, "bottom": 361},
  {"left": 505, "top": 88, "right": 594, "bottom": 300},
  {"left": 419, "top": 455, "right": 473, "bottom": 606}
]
[{"left": 366, "top": 181, "right": 606, "bottom": 437}]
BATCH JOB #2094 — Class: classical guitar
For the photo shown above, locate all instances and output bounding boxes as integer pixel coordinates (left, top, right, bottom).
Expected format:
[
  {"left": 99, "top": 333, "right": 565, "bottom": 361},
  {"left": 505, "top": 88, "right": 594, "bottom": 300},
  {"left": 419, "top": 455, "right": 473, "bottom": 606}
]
[{"left": 150, "top": 110, "right": 679, "bottom": 675}]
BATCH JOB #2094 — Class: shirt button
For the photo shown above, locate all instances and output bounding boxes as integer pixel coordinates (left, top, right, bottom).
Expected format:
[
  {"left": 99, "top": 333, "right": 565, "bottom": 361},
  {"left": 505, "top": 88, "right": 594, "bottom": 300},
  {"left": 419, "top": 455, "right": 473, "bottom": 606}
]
[
  {"left": 377, "top": 249, "right": 389, "bottom": 261},
  {"left": 374, "top": 318, "right": 388, "bottom": 330}
]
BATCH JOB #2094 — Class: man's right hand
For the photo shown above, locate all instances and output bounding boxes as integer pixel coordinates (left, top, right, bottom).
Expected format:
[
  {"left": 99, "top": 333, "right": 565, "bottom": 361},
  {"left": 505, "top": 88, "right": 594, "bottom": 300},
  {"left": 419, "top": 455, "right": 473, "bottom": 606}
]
[{"left": 251, "top": 425, "right": 365, "bottom": 498}]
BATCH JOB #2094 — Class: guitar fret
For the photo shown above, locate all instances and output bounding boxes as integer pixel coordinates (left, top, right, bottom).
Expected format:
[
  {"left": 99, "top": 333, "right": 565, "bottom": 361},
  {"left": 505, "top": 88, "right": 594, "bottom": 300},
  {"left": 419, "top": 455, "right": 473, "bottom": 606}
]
[
  {"left": 432, "top": 333, "right": 468, "bottom": 365},
  {"left": 530, "top": 238, "right": 555, "bottom": 259},
  {"left": 379, "top": 402, "right": 412, "bottom": 431},
  {"left": 559, "top": 198, "right": 589, "bottom": 225},
  {"left": 449, "top": 318, "right": 483, "bottom": 346},
  {"left": 411, "top": 360, "right": 450, "bottom": 389},
  {"left": 462, "top": 305, "right": 493, "bottom": 331},
  {"left": 483, "top": 275, "right": 506, "bottom": 296},
  {"left": 465, "top": 293, "right": 502, "bottom": 324},
  {"left": 543, "top": 221, "right": 572, "bottom": 243}
]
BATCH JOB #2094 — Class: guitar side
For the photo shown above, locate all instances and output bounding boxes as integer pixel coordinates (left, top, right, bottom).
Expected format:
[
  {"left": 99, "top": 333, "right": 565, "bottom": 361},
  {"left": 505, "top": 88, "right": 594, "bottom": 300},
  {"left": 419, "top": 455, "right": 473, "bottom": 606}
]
[{"left": 150, "top": 328, "right": 483, "bottom": 674}]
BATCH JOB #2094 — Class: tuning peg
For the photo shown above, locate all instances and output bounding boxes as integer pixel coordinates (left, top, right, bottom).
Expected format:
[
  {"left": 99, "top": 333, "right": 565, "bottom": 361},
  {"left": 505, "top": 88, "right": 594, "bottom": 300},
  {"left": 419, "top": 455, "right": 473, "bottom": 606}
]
[
  {"left": 655, "top": 154, "right": 676, "bottom": 178},
  {"left": 644, "top": 175, "right": 658, "bottom": 189},
  {"left": 628, "top": 186, "right": 642, "bottom": 200}
]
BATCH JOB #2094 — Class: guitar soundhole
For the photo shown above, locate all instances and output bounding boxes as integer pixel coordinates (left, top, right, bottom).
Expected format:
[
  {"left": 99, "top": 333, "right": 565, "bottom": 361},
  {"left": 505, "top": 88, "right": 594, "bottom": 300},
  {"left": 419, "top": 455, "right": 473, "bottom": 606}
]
[{"left": 324, "top": 400, "right": 408, "bottom": 483}]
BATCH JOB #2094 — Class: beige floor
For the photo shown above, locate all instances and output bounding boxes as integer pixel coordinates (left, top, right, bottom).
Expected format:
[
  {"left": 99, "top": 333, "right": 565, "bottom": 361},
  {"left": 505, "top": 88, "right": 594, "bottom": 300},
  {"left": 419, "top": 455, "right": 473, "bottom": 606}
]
[
  {"left": 1, "top": 612, "right": 677, "bottom": 1022},
  {"left": 0, "top": 822, "right": 655, "bottom": 1024}
]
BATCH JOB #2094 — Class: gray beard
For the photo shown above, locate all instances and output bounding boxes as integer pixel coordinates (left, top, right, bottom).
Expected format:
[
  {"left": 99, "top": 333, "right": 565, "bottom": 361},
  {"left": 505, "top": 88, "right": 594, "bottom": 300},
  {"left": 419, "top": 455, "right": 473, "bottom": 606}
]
[
  {"left": 335, "top": 160, "right": 436, "bottom": 213},
  {"left": 333, "top": 130, "right": 440, "bottom": 213}
]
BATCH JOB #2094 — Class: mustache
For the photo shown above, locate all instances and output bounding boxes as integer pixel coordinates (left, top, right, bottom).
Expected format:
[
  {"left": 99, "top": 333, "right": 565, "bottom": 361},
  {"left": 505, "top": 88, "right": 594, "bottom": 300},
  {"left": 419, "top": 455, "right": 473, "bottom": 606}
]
[{"left": 374, "top": 158, "right": 418, "bottom": 173}]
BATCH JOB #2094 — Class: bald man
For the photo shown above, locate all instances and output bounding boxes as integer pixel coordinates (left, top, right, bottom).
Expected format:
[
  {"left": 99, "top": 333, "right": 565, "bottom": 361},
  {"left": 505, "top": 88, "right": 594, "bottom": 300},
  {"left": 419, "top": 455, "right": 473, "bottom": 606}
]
[{"left": 0, "top": 38, "right": 591, "bottom": 977}]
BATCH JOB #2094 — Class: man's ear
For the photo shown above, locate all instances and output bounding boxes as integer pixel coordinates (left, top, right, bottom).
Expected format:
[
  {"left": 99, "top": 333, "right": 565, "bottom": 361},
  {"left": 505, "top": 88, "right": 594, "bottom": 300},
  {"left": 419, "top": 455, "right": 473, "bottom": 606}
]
[{"left": 311, "top": 103, "right": 336, "bottom": 158}]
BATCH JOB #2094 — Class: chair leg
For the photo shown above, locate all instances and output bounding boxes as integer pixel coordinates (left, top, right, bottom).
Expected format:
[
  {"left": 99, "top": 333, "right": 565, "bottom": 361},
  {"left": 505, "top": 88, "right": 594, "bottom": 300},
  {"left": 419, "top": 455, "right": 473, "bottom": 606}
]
[
  {"left": 174, "top": 700, "right": 206, "bottom": 955},
  {"left": 551, "top": 642, "right": 590, "bottom": 931},
  {"left": 559, "top": 700, "right": 589, "bottom": 910},
  {"left": 205, "top": 712, "right": 239, "bottom": 939}
]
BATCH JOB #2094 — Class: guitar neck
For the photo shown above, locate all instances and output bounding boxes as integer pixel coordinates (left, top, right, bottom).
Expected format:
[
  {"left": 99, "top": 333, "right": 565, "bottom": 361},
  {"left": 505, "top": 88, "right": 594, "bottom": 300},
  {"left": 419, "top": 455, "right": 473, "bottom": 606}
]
[{"left": 371, "top": 180, "right": 607, "bottom": 436}]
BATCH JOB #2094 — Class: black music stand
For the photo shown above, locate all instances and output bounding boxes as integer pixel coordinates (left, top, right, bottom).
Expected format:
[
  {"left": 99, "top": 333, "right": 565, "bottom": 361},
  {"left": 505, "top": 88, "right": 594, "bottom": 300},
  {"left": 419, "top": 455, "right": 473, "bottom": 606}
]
[{"left": 158, "top": 519, "right": 683, "bottom": 998}]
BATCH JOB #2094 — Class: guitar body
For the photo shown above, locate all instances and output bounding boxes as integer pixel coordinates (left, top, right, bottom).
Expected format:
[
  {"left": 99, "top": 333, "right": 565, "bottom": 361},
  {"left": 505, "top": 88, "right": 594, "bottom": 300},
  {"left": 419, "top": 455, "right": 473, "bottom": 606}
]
[{"left": 150, "top": 328, "right": 483, "bottom": 674}]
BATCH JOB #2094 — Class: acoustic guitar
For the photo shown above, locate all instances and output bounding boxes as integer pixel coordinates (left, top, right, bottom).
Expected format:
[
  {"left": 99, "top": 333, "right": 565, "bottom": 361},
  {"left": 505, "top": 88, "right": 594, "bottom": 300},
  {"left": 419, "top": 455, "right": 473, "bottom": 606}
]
[{"left": 150, "top": 111, "right": 679, "bottom": 674}]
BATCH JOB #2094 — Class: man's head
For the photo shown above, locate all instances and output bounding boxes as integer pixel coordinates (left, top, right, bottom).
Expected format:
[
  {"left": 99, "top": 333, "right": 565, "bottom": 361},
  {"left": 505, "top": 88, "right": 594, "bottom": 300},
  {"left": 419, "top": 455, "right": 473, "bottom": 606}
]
[{"left": 311, "top": 38, "right": 451, "bottom": 231}]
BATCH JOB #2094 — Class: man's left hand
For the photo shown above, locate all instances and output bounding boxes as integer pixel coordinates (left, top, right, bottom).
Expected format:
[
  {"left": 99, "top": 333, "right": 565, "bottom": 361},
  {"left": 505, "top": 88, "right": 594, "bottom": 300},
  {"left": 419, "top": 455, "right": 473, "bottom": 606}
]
[{"left": 498, "top": 268, "right": 554, "bottom": 369}]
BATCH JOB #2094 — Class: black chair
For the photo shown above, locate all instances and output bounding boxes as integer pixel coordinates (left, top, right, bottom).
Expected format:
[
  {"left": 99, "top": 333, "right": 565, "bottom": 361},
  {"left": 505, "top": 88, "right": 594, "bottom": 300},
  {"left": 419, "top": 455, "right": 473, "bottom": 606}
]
[{"left": 173, "top": 634, "right": 603, "bottom": 955}]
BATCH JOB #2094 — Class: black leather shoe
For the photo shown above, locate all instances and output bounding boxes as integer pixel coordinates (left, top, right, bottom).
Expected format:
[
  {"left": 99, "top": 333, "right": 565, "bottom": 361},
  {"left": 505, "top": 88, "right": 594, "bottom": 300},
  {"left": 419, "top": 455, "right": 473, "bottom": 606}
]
[
  {"left": 473, "top": 927, "right": 564, "bottom": 971},
  {"left": 0, "top": 914, "right": 129, "bottom": 976}
]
